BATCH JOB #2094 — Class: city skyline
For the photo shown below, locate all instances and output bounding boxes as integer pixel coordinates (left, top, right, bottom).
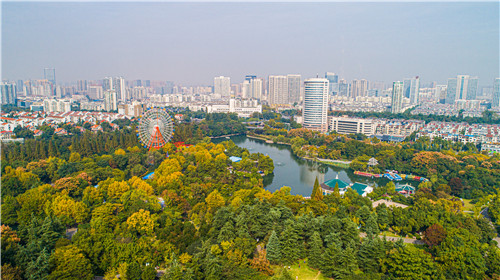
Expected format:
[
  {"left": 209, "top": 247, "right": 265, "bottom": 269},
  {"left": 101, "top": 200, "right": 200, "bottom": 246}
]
[{"left": 2, "top": 2, "right": 499, "bottom": 86}]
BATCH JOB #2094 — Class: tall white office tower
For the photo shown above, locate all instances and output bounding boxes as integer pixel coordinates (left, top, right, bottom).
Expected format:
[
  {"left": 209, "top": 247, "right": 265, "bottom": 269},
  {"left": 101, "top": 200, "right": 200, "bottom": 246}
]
[
  {"left": 214, "top": 76, "right": 231, "bottom": 98},
  {"left": 325, "top": 72, "right": 339, "bottom": 95},
  {"left": 103, "top": 77, "right": 114, "bottom": 91},
  {"left": 445, "top": 75, "right": 479, "bottom": 104},
  {"left": 104, "top": 90, "right": 117, "bottom": 111},
  {"left": 113, "top": 77, "right": 126, "bottom": 102},
  {"left": 251, "top": 78, "right": 263, "bottom": 100},
  {"left": 287, "top": 74, "right": 301, "bottom": 104},
  {"left": 403, "top": 76, "right": 420, "bottom": 104},
  {"left": 268, "top": 75, "right": 288, "bottom": 105},
  {"left": 303, "top": 78, "right": 329, "bottom": 133},
  {"left": 391, "top": 81, "right": 404, "bottom": 113},
  {"left": 350, "top": 79, "right": 368, "bottom": 99},
  {"left": 493, "top": 78, "right": 500, "bottom": 108}
]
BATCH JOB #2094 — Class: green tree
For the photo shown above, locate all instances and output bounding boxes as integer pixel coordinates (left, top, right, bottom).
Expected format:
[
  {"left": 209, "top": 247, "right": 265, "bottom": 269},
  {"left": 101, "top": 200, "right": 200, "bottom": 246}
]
[
  {"left": 311, "top": 177, "right": 324, "bottom": 201},
  {"left": 308, "top": 231, "right": 324, "bottom": 269},
  {"left": 266, "top": 230, "right": 281, "bottom": 264},
  {"left": 48, "top": 245, "right": 93, "bottom": 280},
  {"left": 381, "top": 245, "right": 442, "bottom": 280}
]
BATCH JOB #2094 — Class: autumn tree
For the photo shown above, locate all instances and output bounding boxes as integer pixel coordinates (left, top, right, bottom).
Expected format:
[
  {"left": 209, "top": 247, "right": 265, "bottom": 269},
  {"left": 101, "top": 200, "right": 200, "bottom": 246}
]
[
  {"left": 423, "top": 224, "right": 447, "bottom": 249},
  {"left": 311, "top": 177, "right": 323, "bottom": 201}
]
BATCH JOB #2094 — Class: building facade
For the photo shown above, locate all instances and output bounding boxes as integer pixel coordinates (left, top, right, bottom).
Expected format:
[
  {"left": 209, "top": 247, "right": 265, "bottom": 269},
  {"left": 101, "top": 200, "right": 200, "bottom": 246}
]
[
  {"left": 445, "top": 75, "right": 479, "bottom": 104},
  {"left": 403, "top": 76, "right": 420, "bottom": 104},
  {"left": 391, "top": 81, "right": 404, "bottom": 113},
  {"left": 104, "top": 90, "right": 118, "bottom": 111},
  {"left": 303, "top": 78, "right": 329, "bottom": 133},
  {"left": 287, "top": 74, "right": 301, "bottom": 104},
  {"left": 329, "top": 116, "right": 373, "bottom": 135},
  {"left": 214, "top": 76, "right": 231, "bottom": 98},
  {"left": 1, "top": 83, "right": 17, "bottom": 105},
  {"left": 268, "top": 75, "right": 289, "bottom": 106},
  {"left": 492, "top": 78, "right": 500, "bottom": 108}
]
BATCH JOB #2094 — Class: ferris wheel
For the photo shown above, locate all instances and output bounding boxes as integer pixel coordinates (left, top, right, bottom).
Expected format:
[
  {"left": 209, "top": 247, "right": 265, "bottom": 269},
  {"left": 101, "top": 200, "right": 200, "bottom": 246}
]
[{"left": 137, "top": 108, "right": 174, "bottom": 150}]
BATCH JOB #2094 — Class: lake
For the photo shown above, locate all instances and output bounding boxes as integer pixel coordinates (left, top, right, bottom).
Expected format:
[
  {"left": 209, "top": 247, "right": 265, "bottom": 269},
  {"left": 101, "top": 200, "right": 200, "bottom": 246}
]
[{"left": 216, "top": 135, "right": 395, "bottom": 197}]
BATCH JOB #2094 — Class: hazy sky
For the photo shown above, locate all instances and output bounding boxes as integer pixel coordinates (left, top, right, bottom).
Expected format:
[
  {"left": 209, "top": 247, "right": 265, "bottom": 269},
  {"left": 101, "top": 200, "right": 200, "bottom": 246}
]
[{"left": 2, "top": 2, "right": 499, "bottom": 86}]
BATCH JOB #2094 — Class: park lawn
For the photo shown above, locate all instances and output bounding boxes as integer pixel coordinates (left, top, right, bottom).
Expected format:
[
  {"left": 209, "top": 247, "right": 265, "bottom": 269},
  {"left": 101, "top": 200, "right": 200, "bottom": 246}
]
[
  {"left": 272, "top": 260, "right": 331, "bottom": 280},
  {"left": 380, "top": 230, "right": 400, "bottom": 237},
  {"left": 462, "top": 199, "right": 474, "bottom": 212}
]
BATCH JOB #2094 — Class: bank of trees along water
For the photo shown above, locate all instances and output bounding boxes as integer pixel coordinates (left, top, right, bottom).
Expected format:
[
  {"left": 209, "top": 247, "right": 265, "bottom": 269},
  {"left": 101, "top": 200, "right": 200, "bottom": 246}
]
[{"left": 2, "top": 114, "right": 500, "bottom": 280}]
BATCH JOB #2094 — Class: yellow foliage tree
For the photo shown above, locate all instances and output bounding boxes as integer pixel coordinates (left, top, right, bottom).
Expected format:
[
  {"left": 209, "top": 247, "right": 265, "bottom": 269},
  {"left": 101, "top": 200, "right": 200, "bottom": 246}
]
[
  {"left": 107, "top": 181, "right": 130, "bottom": 201},
  {"left": 46, "top": 195, "right": 89, "bottom": 226},
  {"left": 126, "top": 209, "right": 157, "bottom": 236},
  {"left": 205, "top": 189, "right": 225, "bottom": 213},
  {"left": 128, "top": 176, "right": 154, "bottom": 195},
  {"left": 114, "top": 149, "right": 126, "bottom": 156}
]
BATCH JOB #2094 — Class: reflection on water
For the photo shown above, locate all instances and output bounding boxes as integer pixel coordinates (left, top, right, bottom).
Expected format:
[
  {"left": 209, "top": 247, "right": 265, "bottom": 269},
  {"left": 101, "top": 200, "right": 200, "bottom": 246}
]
[{"left": 220, "top": 135, "right": 388, "bottom": 196}]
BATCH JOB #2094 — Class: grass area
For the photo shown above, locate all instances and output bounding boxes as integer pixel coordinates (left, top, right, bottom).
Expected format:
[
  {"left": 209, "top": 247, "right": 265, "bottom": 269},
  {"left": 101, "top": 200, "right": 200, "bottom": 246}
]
[
  {"left": 272, "top": 260, "right": 330, "bottom": 280},
  {"left": 380, "top": 230, "right": 400, "bottom": 237},
  {"left": 462, "top": 199, "right": 475, "bottom": 212}
]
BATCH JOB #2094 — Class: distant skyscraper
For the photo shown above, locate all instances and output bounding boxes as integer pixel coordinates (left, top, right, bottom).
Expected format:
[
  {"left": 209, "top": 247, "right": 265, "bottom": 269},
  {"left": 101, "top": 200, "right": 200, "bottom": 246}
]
[
  {"left": 104, "top": 90, "right": 117, "bottom": 111},
  {"left": 1, "top": 82, "right": 17, "bottom": 105},
  {"left": 77, "top": 80, "right": 88, "bottom": 92},
  {"left": 303, "top": 78, "right": 329, "bottom": 133},
  {"left": 350, "top": 79, "right": 368, "bottom": 99},
  {"left": 44, "top": 68, "right": 56, "bottom": 95},
  {"left": 214, "top": 76, "right": 231, "bottom": 97},
  {"left": 338, "top": 79, "right": 349, "bottom": 96},
  {"left": 445, "top": 75, "right": 479, "bottom": 104},
  {"left": 245, "top": 75, "right": 257, "bottom": 82},
  {"left": 391, "top": 81, "right": 404, "bottom": 114},
  {"left": 16, "top": 80, "right": 24, "bottom": 94},
  {"left": 493, "top": 78, "right": 500, "bottom": 108},
  {"left": 113, "top": 77, "right": 126, "bottom": 101},
  {"left": 251, "top": 78, "right": 263, "bottom": 100},
  {"left": 435, "top": 85, "right": 447, "bottom": 103},
  {"left": 268, "top": 75, "right": 288, "bottom": 105},
  {"left": 325, "top": 72, "right": 339, "bottom": 95},
  {"left": 103, "top": 77, "right": 114, "bottom": 91},
  {"left": 287, "top": 74, "right": 301, "bottom": 104},
  {"left": 88, "top": 86, "right": 103, "bottom": 99},
  {"left": 403, "top": 76, "right": 420, "bottom": 104}
]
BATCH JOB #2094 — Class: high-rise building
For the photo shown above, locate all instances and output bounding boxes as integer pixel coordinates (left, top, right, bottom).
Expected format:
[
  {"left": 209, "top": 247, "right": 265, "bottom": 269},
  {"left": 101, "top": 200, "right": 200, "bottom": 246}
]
[
  {"left": 44, "top": 68, "right": 56, "bottom": 95},
  {"left": 103, "top": 77, "right": 113, "bottom": 91},
  {"left": 350, "top": 79, "right": 368, "bottom": 99},
  {"left": 303, "top": 78, "right": 329, "bottom": 133},
  {"left": 403, "top": 76, "right": 420, "bottom": 104},
  {"left": 16, "top": 80, "right": 24, "bottom": 94},
  {"left": 325, "top": 72, "right": 339, "bottom": 95},
  {"left": 391, "top": 81, "right": 404, "bottom": 114},
  {"left": 104, "top": 90, "right": 117, "bottom": 111},
  {"left": 435, "top": 85, "right": 447, "bottom": 103},
  {"left": 287, "top": 74, "right": 301, "bottom": 104},
  {"left": 113, "top": 77, "right": 126, "bottom": 101},
  {"left": 214, "top": 76, "right": 231, "bottom": 97},
  {"left": 268, "top": 75, "right": 288, "bottom": 105},
  {"left": 251, "top": 78, "right": 263, "bottom": 100},
  {"left": 245, "top": 75, "right": 257, "bottom": 82},
  {"left": 338, "top": 79, "right": 349, "bottom": 97},
  {"left": 493, "top": 78, "right": 500, "bottom": 108},
  {"left": 1, "top": 82, "right": 17, "bottom": 105},
  {"left": 77, "top": 80, "right": 88, "bottom": 92},
  {"left": 445, "top": 75, "right": 479, "bottom": 104},
  {"left": 88, "top": 86, "right": 103, "bottom": 99}
]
